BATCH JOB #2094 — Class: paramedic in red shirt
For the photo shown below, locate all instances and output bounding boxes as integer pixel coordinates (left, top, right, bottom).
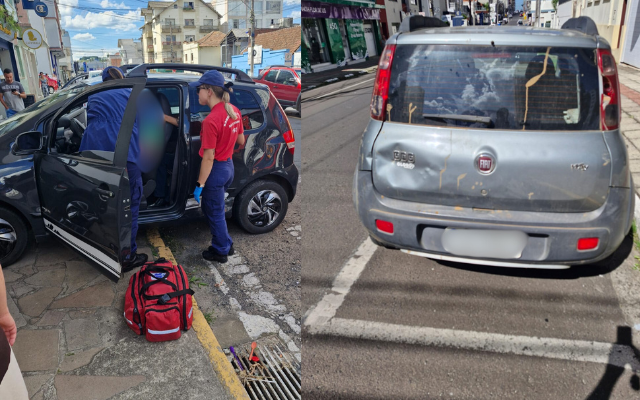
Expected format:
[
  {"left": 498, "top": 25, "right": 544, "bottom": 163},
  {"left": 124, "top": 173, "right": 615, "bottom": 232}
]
[{"left": 190, "top": 70, "right": 245, "bottom": 263}]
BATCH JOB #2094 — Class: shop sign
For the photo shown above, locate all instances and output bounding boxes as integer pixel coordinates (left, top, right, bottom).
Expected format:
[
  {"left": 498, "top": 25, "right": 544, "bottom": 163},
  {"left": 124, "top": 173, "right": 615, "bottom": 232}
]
[
  {"left": 302, "top": 2, "right": 380, "bottom": 20},
  {"left": 22, "top": 28, "right": 43, "bottom": 49},
  {"left": 35, "top": 2, "right": 48, "bottom": 17},
  {"left": 324, "top": 19, "right": 345, "bottom": 65},
  {"left": 345, "top": 20, "right": 367, "bottom": 60}
]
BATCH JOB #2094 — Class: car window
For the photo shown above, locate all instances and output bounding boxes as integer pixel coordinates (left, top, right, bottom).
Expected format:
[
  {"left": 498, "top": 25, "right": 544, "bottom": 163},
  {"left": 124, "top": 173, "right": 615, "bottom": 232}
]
[
  {"left": 387, "top": 45, "right": 600, "bottom": 131},
  {"left": 275, "top": 70, "right": 295, "bottom": 85},
  {"left": 189, "top": 87, "right": 264, "bottom": 131},
  {"left": 264, "top": 70, "right": 278, "bottom": 83},
  {"left": 156, "top": 87, "right": 181, "bottom": 114}
]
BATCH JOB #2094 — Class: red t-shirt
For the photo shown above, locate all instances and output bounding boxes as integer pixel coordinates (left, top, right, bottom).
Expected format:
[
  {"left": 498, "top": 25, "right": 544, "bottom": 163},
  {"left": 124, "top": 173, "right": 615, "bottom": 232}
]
[{"left": 199, "top": 102, "right": 244, "bottom": 161}]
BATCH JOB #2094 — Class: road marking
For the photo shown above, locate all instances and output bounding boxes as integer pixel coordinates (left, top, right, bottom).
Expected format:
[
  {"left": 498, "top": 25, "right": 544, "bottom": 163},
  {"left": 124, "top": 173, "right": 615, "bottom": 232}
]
[
  {"left": 303, "top": 237, "right": 378, "bottom": 328},
  {"left": 305, "top": 78, "right": 375, "bottom": 101},
  {"left": 147, "top": 229, "right": 250, "bottom": 400},
  {"left": 309, "top": 318, "right": 640, "bottom": 370}
]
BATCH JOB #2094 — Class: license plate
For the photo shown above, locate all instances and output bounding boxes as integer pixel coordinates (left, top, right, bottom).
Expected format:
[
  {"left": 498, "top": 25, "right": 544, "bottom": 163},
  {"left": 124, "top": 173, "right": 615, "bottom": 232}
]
[{"left": 441, "top": 229, "right": 528, "bottom": 259}]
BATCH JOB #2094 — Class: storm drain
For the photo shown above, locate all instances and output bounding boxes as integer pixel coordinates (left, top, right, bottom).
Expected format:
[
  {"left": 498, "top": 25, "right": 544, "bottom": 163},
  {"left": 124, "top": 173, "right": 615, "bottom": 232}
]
[{"left": 227, "top": 336, "right": 301, "bottom": 400}]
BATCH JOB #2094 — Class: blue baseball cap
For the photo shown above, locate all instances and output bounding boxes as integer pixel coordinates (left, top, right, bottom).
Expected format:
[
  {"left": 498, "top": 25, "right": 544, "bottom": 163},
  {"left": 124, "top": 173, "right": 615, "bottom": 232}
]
[
  {"left": 102, "top": 66, "right": 124, "bottom": 82},
  {"left": 188, "top": 70, "right": 232, "bottom": 92}
]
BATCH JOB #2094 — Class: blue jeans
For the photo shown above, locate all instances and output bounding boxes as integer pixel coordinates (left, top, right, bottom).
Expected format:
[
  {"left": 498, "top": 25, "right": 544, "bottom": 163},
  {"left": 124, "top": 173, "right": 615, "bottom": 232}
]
[
  {"left": 127, "top": 162, "right": 143, "bottom": 255},
  {"left": 201, "top": 159, "right": 234, "bottom": 255},
  {"left": 6, "top": 109, "right": 16, "bottom": 118}
]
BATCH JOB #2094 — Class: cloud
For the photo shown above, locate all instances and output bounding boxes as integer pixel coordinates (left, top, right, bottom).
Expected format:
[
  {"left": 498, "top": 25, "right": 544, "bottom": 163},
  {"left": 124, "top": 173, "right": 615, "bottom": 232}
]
[
  {"left": 72, "top": 33, "right": 96, "bottom": 41},
  {"left": 283, "top": 0, "right": 300, "bottom": 5},
  {"left": 61, "top": 9, "right": 142, "bottom": 32},
  {"left": 58, "top": 0, "right": 78, "bottom": 17},
  {"left": 100, "top": 0, "right": 130, "bottom": 9},
  {"left": 288, "top": 11, "right": 301, "bottom": 19}
]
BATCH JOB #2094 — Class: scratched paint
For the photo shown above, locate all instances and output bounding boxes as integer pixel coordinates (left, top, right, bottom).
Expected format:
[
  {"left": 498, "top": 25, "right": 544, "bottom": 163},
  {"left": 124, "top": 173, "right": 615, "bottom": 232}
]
[
  {"left": 439, "top": 154, "right": 451, "bottom": 190},
  {"left": 457, "top": 173, "right": 467, "bottom": 189}
]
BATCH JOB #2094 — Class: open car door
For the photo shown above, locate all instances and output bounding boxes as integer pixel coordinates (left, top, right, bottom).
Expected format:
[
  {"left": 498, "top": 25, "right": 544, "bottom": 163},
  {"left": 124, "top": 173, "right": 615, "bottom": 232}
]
[{"left": 34, "top": 77, "right": 147, "bottom": 279}]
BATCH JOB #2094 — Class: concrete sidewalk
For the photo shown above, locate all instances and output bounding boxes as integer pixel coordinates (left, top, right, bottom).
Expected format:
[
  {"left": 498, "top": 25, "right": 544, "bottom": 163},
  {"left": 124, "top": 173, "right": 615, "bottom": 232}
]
[
  {"left": 302, "top": 56, "right": 379, "bottom": 91},
  {"left": 7, "top": 228, "right": 233, "bottom": 400},
  {"left": 617, "top": 64, "right": 640, "bottom": 197}
]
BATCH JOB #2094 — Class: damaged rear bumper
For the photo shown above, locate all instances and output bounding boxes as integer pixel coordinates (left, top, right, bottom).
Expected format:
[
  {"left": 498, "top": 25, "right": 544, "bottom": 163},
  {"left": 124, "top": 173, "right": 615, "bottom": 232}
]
[{"left": 353, "top": 169, "right": 634, "bottom": 267}]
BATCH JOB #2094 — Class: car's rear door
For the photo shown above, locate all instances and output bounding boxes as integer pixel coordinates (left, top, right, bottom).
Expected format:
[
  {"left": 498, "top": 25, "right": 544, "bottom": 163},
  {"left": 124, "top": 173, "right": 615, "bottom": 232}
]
[
  {"left": 371, "top": 43, "right": 611, "bottom": 213},
  {"left": 34, "top": 77, "right": 146, "bottom": 279}
]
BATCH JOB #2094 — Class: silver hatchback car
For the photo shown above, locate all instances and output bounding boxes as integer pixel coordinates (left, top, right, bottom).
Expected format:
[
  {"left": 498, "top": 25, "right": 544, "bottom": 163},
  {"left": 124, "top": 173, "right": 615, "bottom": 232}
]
[{"left": 353, "top": 16, "right": 634, "bottom": 269}]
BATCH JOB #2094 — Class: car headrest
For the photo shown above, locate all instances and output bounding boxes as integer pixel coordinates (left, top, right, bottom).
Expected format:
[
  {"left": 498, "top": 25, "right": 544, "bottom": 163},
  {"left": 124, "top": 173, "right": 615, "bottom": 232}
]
[
  {"left": 525, "top": 55, "right": 556, "bottom": 81},
  {"left": 156, "top": 92, "right": 172, "bottom": 115}
]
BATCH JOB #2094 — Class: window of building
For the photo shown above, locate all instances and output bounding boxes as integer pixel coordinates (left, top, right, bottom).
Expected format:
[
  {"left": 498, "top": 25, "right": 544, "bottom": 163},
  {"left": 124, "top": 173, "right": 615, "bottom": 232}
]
[
  {"left": 174, "top": 4, "right": 177, "bottom": 8},
  {"left": 230, "top": 1, "right": 248, "bottom": 16},
  {"left": 256, "top": 19, "right": 262, "bottom": 28},
  {"left": 165, "top": 18, "right": 175, "bottom": 25},
  {"left": 184, "top": 1, "right": 194, "bottom": 9},
  {"left": 191, "top": 53, "right": 194, "bottom": 61},
  {"left": 203, "top": 19, "right": 214, "bottom": 26},
  {"left": 233, "top": 19, "right": 240, "bottom": 29},
  {"left": 185, "top": 19, "right": 195, "bottom": 26},
  {"left": 185, "top": 35, "right": 196, "bottom": 42},
  {"left": 154, "top": 38, "right": 156, "bottom": 44},
  {"left": 254, "top": 1, "right": 263, "bottom": 13},
  {"left": 265, "top": 1, "right": 281, "bottom": 14}
]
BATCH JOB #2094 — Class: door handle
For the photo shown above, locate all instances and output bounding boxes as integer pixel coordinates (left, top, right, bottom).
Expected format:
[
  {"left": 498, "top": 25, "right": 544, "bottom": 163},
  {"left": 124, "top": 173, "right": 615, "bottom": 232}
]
[{"left": 96, "top": 188, "right": 114, "bottom": 198}]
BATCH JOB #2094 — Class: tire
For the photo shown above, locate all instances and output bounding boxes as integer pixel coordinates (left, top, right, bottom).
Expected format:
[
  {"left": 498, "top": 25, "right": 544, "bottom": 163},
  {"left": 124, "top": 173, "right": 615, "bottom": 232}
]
[
  {"left": 0, "top": 208, "right": 29, "bottom": 268},
  {"left": 296, "top": 97, "right": 301, "bottom": 116},
  {"left": 233, "top": 180, "right": 288, "bottom": 234}
]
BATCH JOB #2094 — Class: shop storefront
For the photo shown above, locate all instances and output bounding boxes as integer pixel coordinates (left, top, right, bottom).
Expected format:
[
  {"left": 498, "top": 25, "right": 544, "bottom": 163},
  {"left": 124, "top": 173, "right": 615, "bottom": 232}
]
[{"left": 302, "top": 0, "right": 384, "bottom": 72}]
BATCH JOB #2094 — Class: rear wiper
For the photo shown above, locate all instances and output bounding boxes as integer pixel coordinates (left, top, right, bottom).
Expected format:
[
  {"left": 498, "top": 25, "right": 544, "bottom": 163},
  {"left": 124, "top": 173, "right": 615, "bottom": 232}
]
[{"left": 423, "top": 113, "right": 492, "bottom": 124}]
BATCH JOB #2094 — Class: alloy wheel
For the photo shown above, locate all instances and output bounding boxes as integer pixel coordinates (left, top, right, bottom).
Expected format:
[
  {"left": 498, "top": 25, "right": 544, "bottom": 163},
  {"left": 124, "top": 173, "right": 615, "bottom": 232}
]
[
  {"left": 0, "top": 217, "right": 17, "bottom": 259},
  {"left": 247, "top": 190, "right": 282, "bottom": 227}
]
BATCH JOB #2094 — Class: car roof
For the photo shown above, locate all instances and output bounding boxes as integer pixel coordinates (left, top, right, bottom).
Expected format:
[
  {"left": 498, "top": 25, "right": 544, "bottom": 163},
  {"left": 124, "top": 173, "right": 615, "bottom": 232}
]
[{"left": 392, "top": 26, "right": 607, "bottom": 49}]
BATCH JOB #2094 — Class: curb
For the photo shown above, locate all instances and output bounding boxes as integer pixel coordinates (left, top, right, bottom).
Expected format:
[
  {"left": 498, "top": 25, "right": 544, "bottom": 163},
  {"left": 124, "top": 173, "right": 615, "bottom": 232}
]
[{"left": 147, "top": 229, "right": 250, "bottom": 400}]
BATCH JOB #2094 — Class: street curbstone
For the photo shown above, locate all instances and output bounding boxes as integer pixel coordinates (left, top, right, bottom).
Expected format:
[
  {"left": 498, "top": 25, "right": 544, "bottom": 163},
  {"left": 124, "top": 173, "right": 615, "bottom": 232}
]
[{"left": 147, "top": 228, "right": 250, "bottom": 400}]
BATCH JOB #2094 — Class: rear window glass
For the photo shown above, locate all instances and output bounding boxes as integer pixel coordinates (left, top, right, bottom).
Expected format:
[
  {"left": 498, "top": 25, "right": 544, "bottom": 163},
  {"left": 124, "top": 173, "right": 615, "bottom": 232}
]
[
  {"left": 388, "top": 45, "right": 600, "bottom": 131},
  {"left": 189, "top": 87, "right": 264, "bottom": 130}
]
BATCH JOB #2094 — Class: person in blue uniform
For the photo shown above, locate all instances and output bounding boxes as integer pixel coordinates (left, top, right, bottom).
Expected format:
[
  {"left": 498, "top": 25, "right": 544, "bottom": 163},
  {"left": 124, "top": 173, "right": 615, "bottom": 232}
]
[
  {"left": 79, "top": 66, "right": 148, "bottom": 272},
  {"left": 189, "top": 70, "right": 245, "bottom": 263}
]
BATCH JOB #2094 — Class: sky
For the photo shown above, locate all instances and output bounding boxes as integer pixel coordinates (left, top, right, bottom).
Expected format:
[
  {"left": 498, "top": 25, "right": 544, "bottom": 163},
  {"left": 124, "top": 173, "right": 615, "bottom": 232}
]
[{"left": 58, "top": 0, "right": 302, "bottom": 60}]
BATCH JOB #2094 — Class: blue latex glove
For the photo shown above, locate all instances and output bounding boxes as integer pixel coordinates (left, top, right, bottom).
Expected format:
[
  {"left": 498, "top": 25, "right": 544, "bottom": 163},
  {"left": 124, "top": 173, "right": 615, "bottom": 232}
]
[{"left": 193, "top": 186, "right": 203, "bottom": 204}]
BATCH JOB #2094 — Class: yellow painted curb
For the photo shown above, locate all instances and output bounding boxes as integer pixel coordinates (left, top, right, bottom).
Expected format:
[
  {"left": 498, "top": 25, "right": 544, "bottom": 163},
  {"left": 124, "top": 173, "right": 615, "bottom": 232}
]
[{"left": 147, "top": 228, "right": 250, "bottom": 400}]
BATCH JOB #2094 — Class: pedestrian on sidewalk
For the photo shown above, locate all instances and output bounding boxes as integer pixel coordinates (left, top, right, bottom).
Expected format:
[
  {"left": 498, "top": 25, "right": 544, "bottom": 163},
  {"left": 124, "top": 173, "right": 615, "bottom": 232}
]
[
  {"left": 39, "top": 72, "right": 49, "bottom": 98},
  {"left": 0, "top": 266, "right": 29, "bottom": 399},
  {"left": 189, "top": 70, "right": 245, "bottom": 263},
  {"left": 0, "top": 69, "right": 26, "bottom": 118}
]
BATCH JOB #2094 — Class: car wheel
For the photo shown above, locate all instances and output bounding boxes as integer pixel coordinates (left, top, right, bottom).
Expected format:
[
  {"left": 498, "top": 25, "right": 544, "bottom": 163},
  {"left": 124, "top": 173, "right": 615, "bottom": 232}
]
[
  {"left": 48, "top": 86, "right": 54, "bottom": 94},
  {"left": 296, "top": 97, "right": 301, "bottom": 116},
  {"left": 0, "top": 208, "right": 29, "bottom": 268},
  {"left": 233, "top": 180, "right": 288, "bottom": 234}
]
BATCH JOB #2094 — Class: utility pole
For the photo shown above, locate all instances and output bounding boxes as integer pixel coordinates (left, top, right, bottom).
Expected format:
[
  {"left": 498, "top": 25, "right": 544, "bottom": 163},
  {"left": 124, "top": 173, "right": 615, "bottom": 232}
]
[
  {"left": 170, "top": 23, "right": 173, "bottom": 63},
  {"left": 535, "top": 0, "right": 541, "bottom": 27},
  {"left": 249, "top": 0, "right": 255, "bottom": 77}
]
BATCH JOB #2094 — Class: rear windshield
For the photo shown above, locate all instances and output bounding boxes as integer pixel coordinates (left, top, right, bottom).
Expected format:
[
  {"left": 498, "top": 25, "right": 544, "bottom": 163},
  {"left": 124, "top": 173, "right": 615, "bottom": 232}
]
[{"left": 387, "top": 45, "right": 600, "bottom": 131}]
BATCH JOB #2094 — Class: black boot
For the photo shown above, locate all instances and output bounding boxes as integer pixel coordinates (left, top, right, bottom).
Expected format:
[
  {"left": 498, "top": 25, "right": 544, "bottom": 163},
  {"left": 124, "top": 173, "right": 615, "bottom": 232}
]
[
  {"left": 122, "top": 253, "right": 148, "bottom": 273},
  {"left": 202, "top": 248, "right": 228, "bottom": 263},
  {"left": 208, "top": 244, "right": 234, "bottom": 256}
]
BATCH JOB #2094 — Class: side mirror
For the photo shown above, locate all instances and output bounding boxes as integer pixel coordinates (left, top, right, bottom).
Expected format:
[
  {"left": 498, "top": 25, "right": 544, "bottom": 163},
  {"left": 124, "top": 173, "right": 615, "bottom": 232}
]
[
  {"left": 288, "top": 77, "right": 296, "bottom": 83},
  {"left": 58, "top": 116, "right": 71, "bottom": 129},
  {"left": 12, "top": 131, "right": 43, "bottom": 155}
]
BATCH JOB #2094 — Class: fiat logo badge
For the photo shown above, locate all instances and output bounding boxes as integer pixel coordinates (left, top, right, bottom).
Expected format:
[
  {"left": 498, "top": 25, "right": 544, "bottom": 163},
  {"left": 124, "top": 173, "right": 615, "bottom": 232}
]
[{"left": 476, "top": 154, "right": 495, "bottom": 175}]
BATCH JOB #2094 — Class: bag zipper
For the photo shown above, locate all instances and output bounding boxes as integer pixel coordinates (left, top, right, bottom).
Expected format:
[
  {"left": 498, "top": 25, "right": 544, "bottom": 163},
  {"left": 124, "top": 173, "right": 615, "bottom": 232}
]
[
  {"left": 177, "top": 264, "right": 188, "bottom": 330},
  {"left": 130, "top": 273, "right": 142, "bottom": 333}
]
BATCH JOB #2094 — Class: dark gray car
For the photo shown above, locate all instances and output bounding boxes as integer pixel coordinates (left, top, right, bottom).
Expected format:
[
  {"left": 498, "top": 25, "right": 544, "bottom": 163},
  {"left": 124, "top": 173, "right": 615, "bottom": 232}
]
[{"left": 354, "top": 16, "right": 634, "bottom": 269}]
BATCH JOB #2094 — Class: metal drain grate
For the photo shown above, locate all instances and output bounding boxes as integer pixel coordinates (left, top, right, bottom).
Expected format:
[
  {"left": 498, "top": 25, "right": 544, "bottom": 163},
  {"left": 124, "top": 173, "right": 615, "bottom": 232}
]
[{"left": 228, "top": 336, "right": 301, "bottom": 400}]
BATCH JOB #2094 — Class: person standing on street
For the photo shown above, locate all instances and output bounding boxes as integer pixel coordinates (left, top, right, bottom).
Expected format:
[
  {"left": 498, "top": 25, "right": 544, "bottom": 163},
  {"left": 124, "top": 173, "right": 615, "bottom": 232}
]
[
  {"left": 0, "top": 265, "right": 29, "bottom": 399},
  {"left": 189, "top": 70, "right": 245, "bottom": 263},
  {"left": 0, "top": 69, "right": 26, "bottom": 118},
  {"left": 39, "top": 72, "right": 49, "bottom": 98}
]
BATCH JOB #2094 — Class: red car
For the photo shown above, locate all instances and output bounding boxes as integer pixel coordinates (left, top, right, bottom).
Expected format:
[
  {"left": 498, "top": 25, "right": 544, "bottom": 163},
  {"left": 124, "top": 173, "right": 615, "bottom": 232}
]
[
  {"left": 44, "top": 74, "right": 58, "bottom": 94},
  {"left": 254, "top": 66, "right": 301, "bottom": 114}
]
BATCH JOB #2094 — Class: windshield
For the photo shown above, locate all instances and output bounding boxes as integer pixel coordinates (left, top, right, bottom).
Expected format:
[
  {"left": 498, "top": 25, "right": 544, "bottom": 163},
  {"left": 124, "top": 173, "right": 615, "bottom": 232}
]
[
  {"left": 0, "top": 87, "right": 83, "bottom": 137},
  {"left": 387, "top": 45, "right": 600, "bottom": 131}
]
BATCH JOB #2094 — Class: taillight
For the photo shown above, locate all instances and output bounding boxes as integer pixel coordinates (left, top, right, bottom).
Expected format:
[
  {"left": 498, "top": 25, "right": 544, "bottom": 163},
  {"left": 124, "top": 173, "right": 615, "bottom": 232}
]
[
  {"left": 375, "top": 219, "right": 394, "bottom": 234},
  {"left": 370, "top": 44, "right": 396, "bottom": 121},
  {"left": 577, "top": 237, "right": 599, "bottom": 251},
  {"left": 597, "top": 49, "right": 620, "bottom": 131},
  {"left": 283, "top": 130, "right": 295, "bottom": 154}
]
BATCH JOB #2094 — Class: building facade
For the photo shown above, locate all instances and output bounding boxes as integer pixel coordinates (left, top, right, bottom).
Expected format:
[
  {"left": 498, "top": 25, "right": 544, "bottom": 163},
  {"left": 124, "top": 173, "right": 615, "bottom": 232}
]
[
  {"left": 183, "top": 30, "right": 225, "bottom": 66},
  {"left": 380, "top": 0, "right": 421, "bottom": 38},
  {"left": 140, "top": 0, "right": 221, "bottom": 63},
  {"left": 59, "top": 30, "right": 74, "bottom": 83},
  {"left": 41, "top": 0, "right": 64, "bottom": 79},
  {"left": 118, "top": 39, "right": 143, "bottom": 65},
  {"left": 213, "top": 0, "right": 284, "bottom": 30},
  {"left": 302, "top": 0, "right": 385, "bottom": 72}
]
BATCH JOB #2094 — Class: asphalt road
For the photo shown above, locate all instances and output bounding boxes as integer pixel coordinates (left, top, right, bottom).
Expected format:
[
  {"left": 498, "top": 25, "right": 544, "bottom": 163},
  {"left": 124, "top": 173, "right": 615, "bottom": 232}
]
[
  {"left": 301, "top": 74, "right": 640, "bottom": 399},
  {"left": 155, "top": 109, "right": 301, "bottom": 355}
]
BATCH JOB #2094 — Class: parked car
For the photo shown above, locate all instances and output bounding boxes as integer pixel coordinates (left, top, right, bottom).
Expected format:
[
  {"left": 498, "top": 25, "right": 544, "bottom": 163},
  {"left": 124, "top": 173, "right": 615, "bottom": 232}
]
[
  {"left": 44, "top": 75, "right": 58, "bottom": 94},
  {"left": 60, "top": 73, "right": 88, "bottom": 90},
  {"left": 0, "top": 64, "right": 297, "bottom": 279},
  {"left": 354, "top": 16, "right": 632, "bottom": 269},
  {"left": 254, "top": 66, "right": 301, "bottom": 114}
]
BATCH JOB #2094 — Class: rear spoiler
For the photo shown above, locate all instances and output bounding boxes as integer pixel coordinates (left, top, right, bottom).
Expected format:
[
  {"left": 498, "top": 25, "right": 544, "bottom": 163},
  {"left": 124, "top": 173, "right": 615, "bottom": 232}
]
[
  {"left": 127, "top": 63, "right": 255, "bottom": 84},
  {"left": 561, "top": 16, "right": 599, "bottom": 36},
  {"left": 399, "top": 15, "right": 449, "bottom": 33}
]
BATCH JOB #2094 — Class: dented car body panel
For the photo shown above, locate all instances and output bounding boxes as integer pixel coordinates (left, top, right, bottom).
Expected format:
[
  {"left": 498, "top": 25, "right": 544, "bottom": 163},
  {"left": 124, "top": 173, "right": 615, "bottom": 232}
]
[{"left": 354, "top": 26, "right": 635, "bottom": 267}]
